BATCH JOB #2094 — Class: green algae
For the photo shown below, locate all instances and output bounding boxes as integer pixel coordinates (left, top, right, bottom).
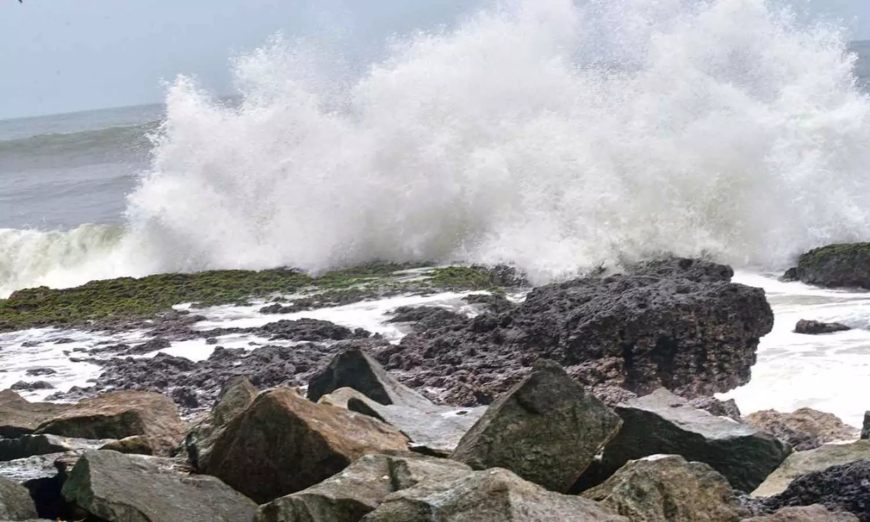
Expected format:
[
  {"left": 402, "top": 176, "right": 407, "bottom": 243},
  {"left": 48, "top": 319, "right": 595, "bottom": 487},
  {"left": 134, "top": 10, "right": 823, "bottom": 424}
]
[{"left": 0, "top": 263, "right": 513, "bottom": 332}]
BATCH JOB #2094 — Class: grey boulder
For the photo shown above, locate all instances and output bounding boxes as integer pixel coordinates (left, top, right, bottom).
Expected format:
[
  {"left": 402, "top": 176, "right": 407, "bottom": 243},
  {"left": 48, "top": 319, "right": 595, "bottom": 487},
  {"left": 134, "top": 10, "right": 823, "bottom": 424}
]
[
  {"left": 754, "top": 440, "right": 870, "bottom": 497},
  {"left": 0, "top": 476, "right": 38, "bottom": 521}
]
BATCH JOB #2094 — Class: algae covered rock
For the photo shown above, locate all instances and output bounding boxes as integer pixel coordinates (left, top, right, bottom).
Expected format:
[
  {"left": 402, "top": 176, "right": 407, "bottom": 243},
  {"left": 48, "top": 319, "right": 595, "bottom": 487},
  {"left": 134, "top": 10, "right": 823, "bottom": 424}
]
[
  {"left": 789, "top": 243, "right": 870, "bottom": 289},
  {"left": 581, "top": 455, "right": 749, "bottom": 522},
  {"left": 203, "top": 387, "right": 409, "bottom": 503},
  {"left": 361, "top": 468, "right": 627, "bottom": 522},
  {"left": 451, "top": 360, "right": 622, "bottom": 492}
]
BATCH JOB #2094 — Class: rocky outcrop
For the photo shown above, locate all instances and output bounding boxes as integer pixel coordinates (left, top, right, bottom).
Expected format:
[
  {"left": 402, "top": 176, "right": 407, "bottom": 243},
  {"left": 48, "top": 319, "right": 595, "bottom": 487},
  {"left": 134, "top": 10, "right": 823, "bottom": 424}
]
[
  {"left": 786, "top": 243, "right": 870, "bottom": 290},
  {"left": 451, "top": 361, "right": 622, "bottom": 492},
  {"left": 744, "top": 505, "right": 859, "bottom": 522},
  {"left": 0, "top": 476, "right": 38, "bottom": 520},
  {"left": 581, "top": 455, "right": 749, "bottom": 522},
  {"left": 257, "top": 453, "right": 471, "bottom": 522},
  {"left": 377, "top": 258, "right": 773, "bottom": 406},
  {"left": 794, "top": 320, "right": 851, "bottom": 335},
  {"left": 753, "top": 440, "right": 870, "bottom": 497},
  {"left": 62, "top": 450, "right": 257, "bottom": 522},
  {"left": 183, "top": 376, "right": 258, "bottom": 470},
  {"left": 0, "top": 434, "right": 108, "bottom": 461},
  {"left": 361, "top": 468, "right": 627, "bottom": 522},
  {"left": 744, "top": 409, "right": 858, "bottom": 451},
  {"left": 581, "top": 389, "right": 789, "bottom": 493},
  {"left": 0, "top": 391, "right": 69, "bottom": 438},
  {"left": 34, "top": 391, "right": 186, "bottom": 456},
  {"left": 203, "top": 387, "right": 409, "bottom": 503},
  {"left": 769, "top": 460, "right": 870, "bottom": 521}
]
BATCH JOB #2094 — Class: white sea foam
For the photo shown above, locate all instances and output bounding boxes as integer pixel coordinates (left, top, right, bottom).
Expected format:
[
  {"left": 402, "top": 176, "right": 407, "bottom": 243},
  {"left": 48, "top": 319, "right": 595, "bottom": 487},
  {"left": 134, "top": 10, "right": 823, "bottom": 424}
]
[{"left": 2, "top": 0, "right": 870, "bottom": 295}]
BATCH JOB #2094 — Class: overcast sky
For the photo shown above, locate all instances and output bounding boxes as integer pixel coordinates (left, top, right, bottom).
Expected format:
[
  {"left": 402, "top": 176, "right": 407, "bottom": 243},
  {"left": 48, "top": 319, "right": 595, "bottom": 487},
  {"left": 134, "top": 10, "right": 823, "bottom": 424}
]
[{"left": 0, "top": 0, "right": 867, "bottom": 120}]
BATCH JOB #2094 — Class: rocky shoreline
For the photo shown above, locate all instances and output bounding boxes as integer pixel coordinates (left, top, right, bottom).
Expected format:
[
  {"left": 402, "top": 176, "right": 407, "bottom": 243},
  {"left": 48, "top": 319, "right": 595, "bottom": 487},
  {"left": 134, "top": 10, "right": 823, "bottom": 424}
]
[{"left": 0, "top": 249, "right": 869, "bottom": 521}]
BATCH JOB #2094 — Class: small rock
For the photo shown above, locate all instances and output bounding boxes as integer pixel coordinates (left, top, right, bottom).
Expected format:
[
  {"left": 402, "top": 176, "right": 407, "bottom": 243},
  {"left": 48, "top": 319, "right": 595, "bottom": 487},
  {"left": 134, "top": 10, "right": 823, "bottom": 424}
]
[
  {"left": 451, "top": 360, "right": 623, "bottom": 492},
  {"left": 581, "top": 455, "right": 750, "bottom": 522},
  {"left": 360, "top": 468, "right": 627, "bottom": 522},
  {"left": 744, "top": 408, "right": 859, "bottom": 451},
  {"left": 124, "top": 338, "right": 172, "bottom": 355},
  {"left": 688, "top": 396, "right": 742, "bottom": 421},
  {"left": 794, "top": 320, "right": 851, "bottom": 335},
  {"left": 99, "top": 436, "right": 153, "bottom": 456},
  {"left": 0, "top": 475, "right": 38, "bottom": 520},
  {"left": 744, "top": 505, "right": 859, "bottom": 522},
  {"left": 62, "top": 450, "right": 257, "bottom": 522},
  {"left": 754, "top": 440, "right": 870, "bottom": 497},
  {"left": 204, "top": 387, "right": 409, "bottom": 503},
  {"left": 24, "top": 369, "right": 56, "bottom": 377},
  {"left": 9, "top": 381, "right": 54, "bottom": 392}
]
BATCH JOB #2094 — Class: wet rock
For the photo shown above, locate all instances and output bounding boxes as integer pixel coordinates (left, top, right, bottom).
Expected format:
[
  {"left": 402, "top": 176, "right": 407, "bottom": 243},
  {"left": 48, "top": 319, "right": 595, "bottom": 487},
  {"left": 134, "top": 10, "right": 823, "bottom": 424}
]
[
  {"left": 0, "top": 434, "right": 108, "bottom": 461},
  {"left": 361, "top": 468, "right": 627, "bottom": 522},
  {"left": 770, "top": 460, "right": 870, "bottom": 521},
  {"left": 62, "top": 450, "right": 256, "bottom": 522},
  {"left": 379, "top": 258, "right": 773, "bottom": 405},
  {"left": 123, "top": 337, "right": 171, "bottom": 355},
  {"left": 34, "top": 391, "right": 187, "bottom": 456},
  {"left": 754, "top": 440, "right": 870, "bottom": 497},
  {"left": 0, "top": 475, "right": 38, "bottom": 520},
  {"left": 203, "top": 387, "right": 409, "bottom": 503},
  {"left": 257, "top": 453, "right": 471, "bottom": 522},
  {"left": 789, "top": 243, "right": 870, "bottom": 290},
  {"left": 744, "top": 505, "right": 859, "bottom": 522},
  {"left": 794, "top": 320, "right": 851, "bottom": 335},
  {"left": 259, "top": 318, "right": 370, "bottom": 342},
  {"left": 183, "top": 376, "right": 258, "bottom": 470},
  {"left": 8, "top": 382, "right": 53, "bottom": 392},
  {"left": 386, "top": 306, "right": 467, "bottom": 330},
  {"left": 862, "top": 412, "right": 870, "bottom": 440},
  {"left": 744, "top": 409, "right": 858, "bottom": 451},
  {"left": 451, "top": 361, "right": 622, "bottom": 492},
  {"left": 462, "top": 293, "right": 517, "bottom": 314},
  {"left": 582, "top": 389, "right": 789, "bottom": 493},
  {"left": 99, "top": 436, "right": 154, "bottom": 456},
  {"left": 689, "top": 396, "right": 742, "bottom": 421},
  {"left": 24, "top": 369, "right": 56, "bottom": 378},
  {"left": 581, "top": 455, "right": 749, "bottom": 522},
  {"left": 0, "top": 391, "right": 69, "bottom": 438}
]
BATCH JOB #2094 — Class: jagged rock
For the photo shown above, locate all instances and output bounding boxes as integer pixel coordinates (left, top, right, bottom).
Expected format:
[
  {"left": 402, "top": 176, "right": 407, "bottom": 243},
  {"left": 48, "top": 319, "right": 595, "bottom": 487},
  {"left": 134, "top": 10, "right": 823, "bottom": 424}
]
[
  {"left": 0, "top": 476, "right": 38, "bottom": 520},
  {"left": 582, "top": 389, "right": 789, "bottom": 493},
  {"left": 34, "top": 391, "right": 186, "bottom": 456},
  {"left": 257, "top": 453, "right": 471, "bottom": 522},
  {"left": 62, "top": 450, "right": 256, "bottom": 522},
  {"left": 581, "top": 455, "right": 749, "bottom": 522},
  {"left": 770, "top": 460, "right": 870, "bottom": 521},
  {"left": 451, "top": 361, "right": 622, "bottom": 492},
  {"left": 0, "top": 434, "right": 108, "bottom": 461},
  {"left": 689, "top": 396, "right": 743, "bottom": 421},
  {"left": 794, "top": 320, "right": 851, "bottom": 335},
  {"left": 788, "top": 243, "right": 870, "bottom": 290},
  {"left": 744, "top": 505, "right": 859, "bottom": 522},
  {"left": 99, "top": 436, "right": 153, "bottom": 456},
  {"left": 203, "top": 387, "right": 409, "bottom": 503},
  {"left": 386, "top": 306, "right": 467, "bottom": 330},
  {"left": 0, "top": 391, "right": 69, "bottom": 438},
  {"left": 361, "top": 468, "right": 627, "bottom": 522},
  {"left": 754, "top": 440, "right": 870, "bottom": 497},
  {"left": 183, "top": 377, "right": 258, "bottom": 470},
  {"left": 744, "top": 409, "right": 858, "bottom": 451},
  {"left": 322, "top": 387, "right": 485, "bottom": 457},
  {"left": 378, "top": 258, "right": 773, "bottom": 405}
]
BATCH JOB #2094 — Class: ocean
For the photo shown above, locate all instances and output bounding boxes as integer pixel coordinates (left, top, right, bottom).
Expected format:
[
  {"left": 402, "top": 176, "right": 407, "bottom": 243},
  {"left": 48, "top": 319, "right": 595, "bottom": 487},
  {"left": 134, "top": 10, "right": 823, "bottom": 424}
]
[{"left": 1, "top": 0, "right": 870, "bottom": 425}]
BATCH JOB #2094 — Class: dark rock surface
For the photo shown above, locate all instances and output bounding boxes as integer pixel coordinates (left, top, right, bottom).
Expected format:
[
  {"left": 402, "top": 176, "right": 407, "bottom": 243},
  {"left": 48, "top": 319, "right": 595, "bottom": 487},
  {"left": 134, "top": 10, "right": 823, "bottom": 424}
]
[
  {"left": 0, "top": 435, "right": 107, "bottom": 462},
  {"left": 863, "top": 412, "right": 870, "bottom": 440},
  {"left": 581, "top": 389, "right": 790, "bottom": 493},
  {"left": 451, "top": 361, "right": 622, "bottom": 492},
  {"left": 787, "top": 243, "right": 870, "bottom": 290},
  {"left": 745, "top": 408, "right": 858, "bottom": 451},
  {"left": 769, "top": 460, "right": 870, "bottom": 521},
  {"left": 9, "top": 382, "right": 53, "bottom": 392},
  {"left": 375, "top": 258, "right": 774, "bottom": 406},
  {"left": 794, "top": 320, "right": 852, "bottom": 335},
  {"left": 62, "top": 450, "right": 257, "bottom": 522},
  {"left": 745, "top": 505, "right": 860, "bottom": 522}
]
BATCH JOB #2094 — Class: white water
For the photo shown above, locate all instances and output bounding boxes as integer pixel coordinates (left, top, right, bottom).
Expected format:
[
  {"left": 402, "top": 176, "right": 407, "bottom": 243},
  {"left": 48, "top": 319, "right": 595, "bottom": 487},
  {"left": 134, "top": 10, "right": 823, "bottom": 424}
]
[{"left": 3, "top": 0, "right": 870, "bottom": 295}]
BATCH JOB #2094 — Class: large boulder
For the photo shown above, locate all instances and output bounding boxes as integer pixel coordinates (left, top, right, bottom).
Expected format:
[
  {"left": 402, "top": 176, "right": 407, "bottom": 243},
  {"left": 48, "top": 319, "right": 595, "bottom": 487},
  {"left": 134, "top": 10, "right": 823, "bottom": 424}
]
[
  {"left": 581, "top": 455, "right": 749, "bottom": 522},
  {"left": 0, "top": 391, "right": 69, "bottom": 438},
  {"left": 769, "top": 460, "right": 870, "bottom": 521},
  {"left": 744, "top": 409, "right": 858, "bottom": 451},
  {"left": 33, "top": 391, "right": 186, "bottom": 456},
  {"left": 183, "top": 376, "right": 258, "bottom": 470},
  {"left": 62, "top": 450, "right": 256, "bottom": 522},
  {"left": 203, "top": 387, "right": 409, "bottom": 503},
  {"left": 257, "top": 453, "right": 471, "bottom": 522},
  {"left": 320, "top": 388, "right": 484, "bottom": 457},
  {"left": 0, "top": 476, "right": 38, "bottom": 520},
  {"left": 451, "top": 361, "right": 622, "bottom": 492},
  {"left": 582, "top": 389, "right": 789, "bottom": 493},
  {"left": 361, "top": 468, "right": 627, "bottom": 522},
  {"left": 378, "top": 258, "right": 773, "bottom": 405},
  {"left": 753, "top": 440, "right": 870, "bottom": 497},
  {"left": 744, "top": 505, "right": 859, "bottom": 522},
  {"left": 787, "top": 243, "right": 870, "bottom": 289}
]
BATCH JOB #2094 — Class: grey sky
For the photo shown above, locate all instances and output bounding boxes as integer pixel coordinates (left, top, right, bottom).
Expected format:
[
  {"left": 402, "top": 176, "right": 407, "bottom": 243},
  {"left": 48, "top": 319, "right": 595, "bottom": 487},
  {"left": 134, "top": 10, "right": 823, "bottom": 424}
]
[{"left": 0, "top": 0, "right": 867, "bottom": 120}]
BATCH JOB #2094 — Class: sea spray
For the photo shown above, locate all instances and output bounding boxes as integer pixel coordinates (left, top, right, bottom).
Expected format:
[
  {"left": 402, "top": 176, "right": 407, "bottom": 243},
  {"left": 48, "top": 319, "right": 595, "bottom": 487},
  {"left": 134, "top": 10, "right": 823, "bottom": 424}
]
[{"left": 2, "top": 0, "right": 870, "bottom": 295}]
